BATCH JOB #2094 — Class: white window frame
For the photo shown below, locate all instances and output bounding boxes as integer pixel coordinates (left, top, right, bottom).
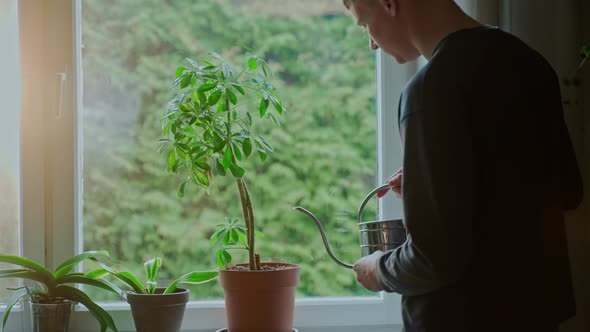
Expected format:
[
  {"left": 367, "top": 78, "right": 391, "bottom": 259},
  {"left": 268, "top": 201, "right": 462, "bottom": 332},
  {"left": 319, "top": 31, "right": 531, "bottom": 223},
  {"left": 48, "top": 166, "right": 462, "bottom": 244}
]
[{"left": 5, "top": 0, "right": 416, "bottom": 331}]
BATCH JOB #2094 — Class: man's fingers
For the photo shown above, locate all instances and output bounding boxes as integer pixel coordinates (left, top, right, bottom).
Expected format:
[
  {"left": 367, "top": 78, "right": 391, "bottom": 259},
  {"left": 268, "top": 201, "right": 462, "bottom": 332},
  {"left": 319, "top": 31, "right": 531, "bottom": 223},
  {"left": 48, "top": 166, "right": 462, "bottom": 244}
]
[
  {"left": 376, "top": 189, "right": 389, "bottom": 198},
  {"left": 378, "top": 168, "right": 403, "bottom": 199}
]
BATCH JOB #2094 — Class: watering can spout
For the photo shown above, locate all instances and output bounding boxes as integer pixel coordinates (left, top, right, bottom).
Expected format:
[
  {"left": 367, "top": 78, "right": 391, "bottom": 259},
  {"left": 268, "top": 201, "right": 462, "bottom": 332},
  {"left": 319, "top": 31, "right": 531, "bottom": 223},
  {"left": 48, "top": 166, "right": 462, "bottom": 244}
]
[
  {"left": 293, "top": 184, "right": 406, "bottom": 270},
  {"left": 293, "top": 206, "right": 354, "bottom": 269}
]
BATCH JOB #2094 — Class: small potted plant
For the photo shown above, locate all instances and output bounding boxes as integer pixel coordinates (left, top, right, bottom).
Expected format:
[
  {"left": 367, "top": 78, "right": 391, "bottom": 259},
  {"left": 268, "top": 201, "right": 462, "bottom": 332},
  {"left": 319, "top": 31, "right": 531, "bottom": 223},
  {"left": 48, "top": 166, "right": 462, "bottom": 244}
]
[
  {"left": 161, "top": 48, "right": 300, "bottom": 331},
  {"left": 96, "top": 257, "right": 218, "bottom": 332},
  {"left": 0, "top": 251, "right": 120, "bottom": 332}
]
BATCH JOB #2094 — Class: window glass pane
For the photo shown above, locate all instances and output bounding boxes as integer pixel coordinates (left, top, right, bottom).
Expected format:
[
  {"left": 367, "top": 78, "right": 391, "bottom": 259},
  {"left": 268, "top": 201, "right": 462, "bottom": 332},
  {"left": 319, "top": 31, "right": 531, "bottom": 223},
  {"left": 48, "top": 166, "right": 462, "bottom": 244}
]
[
  {"left": 0, "top": 0, "right": 22, "bottom": 303},
  {"left": 81, "top": 0, "right": 376, "bottom": 300}
]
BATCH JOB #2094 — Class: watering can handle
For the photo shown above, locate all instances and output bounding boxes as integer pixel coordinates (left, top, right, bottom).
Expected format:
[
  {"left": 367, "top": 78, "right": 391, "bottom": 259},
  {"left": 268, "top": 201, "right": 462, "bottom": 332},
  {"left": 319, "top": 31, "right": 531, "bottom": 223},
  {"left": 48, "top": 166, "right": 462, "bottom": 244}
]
[
  {"left": 292, "top": 206, "right": 354, "bottom": 269},
  {"left": 357, "top": 184, "right": 391, "bottom": 224}
]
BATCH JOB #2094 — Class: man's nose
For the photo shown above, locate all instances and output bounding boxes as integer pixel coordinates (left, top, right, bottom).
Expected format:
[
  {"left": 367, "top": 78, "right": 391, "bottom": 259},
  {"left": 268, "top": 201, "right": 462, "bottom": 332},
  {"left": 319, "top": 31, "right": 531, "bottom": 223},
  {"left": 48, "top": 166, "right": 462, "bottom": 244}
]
[{"left": 369, "top": 38, "right": 379, "bottom": 51}]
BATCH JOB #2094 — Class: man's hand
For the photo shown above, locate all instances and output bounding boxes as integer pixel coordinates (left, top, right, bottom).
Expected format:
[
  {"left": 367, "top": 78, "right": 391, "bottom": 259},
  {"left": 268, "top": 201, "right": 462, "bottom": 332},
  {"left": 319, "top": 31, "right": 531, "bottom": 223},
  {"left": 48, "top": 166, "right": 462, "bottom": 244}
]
[
  {"left": 353, "top": 250, "right": 385, "bottom": 292},
  {"left": 377, "top": 167, "right": 403, "bottom": 198}
]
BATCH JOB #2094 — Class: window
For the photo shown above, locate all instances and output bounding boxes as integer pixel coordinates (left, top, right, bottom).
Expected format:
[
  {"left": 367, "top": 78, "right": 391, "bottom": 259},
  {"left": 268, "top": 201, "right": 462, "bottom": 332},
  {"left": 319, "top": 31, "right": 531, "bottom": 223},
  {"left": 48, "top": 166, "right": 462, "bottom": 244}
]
[
  {"left": 5, "top": 0, "right": 416, "bottom": 330},
  {"left": 80, "top": 0, "right": 379, "bottom": 300},
  {"left": 0, "top": 0, "right": 21, "bottom": 304}
]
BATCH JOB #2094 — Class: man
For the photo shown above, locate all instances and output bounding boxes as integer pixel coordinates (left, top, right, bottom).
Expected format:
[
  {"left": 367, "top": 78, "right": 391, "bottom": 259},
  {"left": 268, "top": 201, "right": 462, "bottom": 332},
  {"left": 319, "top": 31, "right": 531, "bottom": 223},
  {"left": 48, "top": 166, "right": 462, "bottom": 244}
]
[{"left": 346, "top": 0, "right": 584, "bottom": 331}]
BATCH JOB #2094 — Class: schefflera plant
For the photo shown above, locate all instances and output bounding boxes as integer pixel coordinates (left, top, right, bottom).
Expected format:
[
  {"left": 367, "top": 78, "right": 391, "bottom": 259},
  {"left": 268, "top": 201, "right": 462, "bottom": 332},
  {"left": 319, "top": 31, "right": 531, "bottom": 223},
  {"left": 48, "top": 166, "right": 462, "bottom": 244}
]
[{"left": 161, "top": 50, "right": 285, "bottom": 271}]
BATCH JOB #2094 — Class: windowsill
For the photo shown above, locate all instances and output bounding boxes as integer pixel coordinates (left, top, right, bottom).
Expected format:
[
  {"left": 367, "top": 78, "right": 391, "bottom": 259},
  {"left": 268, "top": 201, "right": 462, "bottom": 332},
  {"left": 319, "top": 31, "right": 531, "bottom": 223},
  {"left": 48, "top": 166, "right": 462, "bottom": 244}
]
[{"left": 3, "top": 294, "right": 403, "bottom": 331}]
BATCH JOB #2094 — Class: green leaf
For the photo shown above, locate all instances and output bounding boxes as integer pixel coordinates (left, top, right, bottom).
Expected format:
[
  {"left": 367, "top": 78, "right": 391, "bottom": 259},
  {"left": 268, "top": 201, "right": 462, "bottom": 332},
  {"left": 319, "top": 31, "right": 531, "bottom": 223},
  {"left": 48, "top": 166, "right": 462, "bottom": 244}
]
[
  {"left": 170, "top": 74, "right": 186, "bottom": 90},
  {"left": 57, "top": 275, "right": 122, "bottom": 297},
  {"left": 222, "top": 230, "right": 231, "bottom": 245},
  {"left": 259, "top": 99, "right": 270, "bottom": 117},
  {"left": 212, "top": 135, "right": 225, "bottom": 153},
  {"left": 0, "top": 271, "right": 52, "bottom": 285},
  {"left": 144, "top": 257, "right": 161, "bottom": 283},
  {"left": 93, "top": 261, "right": 145, "bottom": 294},
  {"left": 180, "top": 74, "right": 192, "bottom": 89},
  {"left": 167, "top": 149, "right": 176, "bottom": 172},
  {"left": 144, "top": 257, "right": 161, "bottom": 294},
  {"left": 53, "top": 285, "right": 119, "bottom": 332},
  {"left": 193, "top": 169, "right": 210, "bottom": 186},
  {"left": 248, "top": 57, "right": 258, "bottom": 70},
  {"left": 2, "top": 287, "right": 29, "bottom": 331},
  {"left": 242, "top": 138, "right": 252, "bottom": 157},
  {"left": 0, "top": 269, "right": 28, "bottom": 277},
  {"left": 258, "top": 149, "right": 267, "bottom": 162},
  {"left": 208, "top": 90, "right": 222, "bottom": 106},
  {"left": 269, "top": 113, "right": 280, "bottom": 127},
  {"left": 232, "top": 143, "right": 242, "bottom": 161},
  {"left": 210, "top": 228, "right": 227, "bottom": 245},
  {"left": 229, "top": 163, "right": 245, "bottom": 178},
  {"left": 197, "top": 83, "right": 217, "bottom": 92},
  {"left": 227, "top": 89, "right": 237, "bottom": 105},
  {"left": 221, "top": 63, "right": 231, "bottom": 79},
  {"left": 197, "top": 91, "right": 208, "bottom": 105},
  {"left": 222, "top": 251, "right": 232, "bottom": 265},
  {"left": 55, "top": 251, "right": 110, "bottom": 278},
  {"left": 256, "top": 136, "right": 274, "bottom": 152},
  {"left": 164, "top": 271, "right": 218, "bottom": 294},
  {"left": 245, "top": 112, "right": 252, "bottom": 127},
  {"left": 216, "top": 250, "right": 228, "bottom": 269},
  {"left": 230, "top": 82, "right": 245, "bottom": 95},
  {"left": 175, "top": 66, "right": 186, "bottom": 78},
  {"left": 214, "top": 158, "right": 227, "bottom": 176},
  {"left": 177, "top": 182, "right": 186, "bottom": 198},
  {"left": 222, "top": 147, "right": 232, "bottom": 170},
  {"left": 217, "top": 102, "right": 226, "bottom": 114},
  {"left": 195, "top": 159, "right": 211, "bottom": 171},
  {"left": 230, "top": 229, "right": 239, "bottom": 243},
  {"left": 209, "top": 52, "right": 224, "bottom": 61},
  {"left": 271, "top": 99, "right": 284, "bottom": 114},
  {"left": 84, "top": 268, "right": 109, "bottom": 279},
  {"left": 0, "top": 255, "right": 53, "bottom": 277},
  {"left": 235, "top": 227, "right": 248, "bottom": 244},
  {"left": 186, "top": 58, "right": 199, "bottom": 68},
  {"left": 190, "top": 90, "right": 200, "bottom": 103}
]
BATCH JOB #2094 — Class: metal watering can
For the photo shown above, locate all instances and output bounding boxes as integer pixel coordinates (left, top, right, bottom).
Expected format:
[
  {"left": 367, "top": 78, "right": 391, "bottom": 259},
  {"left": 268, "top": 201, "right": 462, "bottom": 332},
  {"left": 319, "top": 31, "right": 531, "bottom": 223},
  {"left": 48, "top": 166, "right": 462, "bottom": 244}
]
[{"left": 294, "top": 184, "right": 407, "bottom": 269}]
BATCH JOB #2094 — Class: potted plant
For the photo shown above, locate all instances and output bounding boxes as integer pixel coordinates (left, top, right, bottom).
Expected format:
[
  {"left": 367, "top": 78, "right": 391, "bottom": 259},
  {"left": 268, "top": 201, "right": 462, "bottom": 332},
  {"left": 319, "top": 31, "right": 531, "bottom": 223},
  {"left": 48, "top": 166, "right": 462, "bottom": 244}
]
[
  {"left": 0, "top": 251, "right": 120, "bottom": 332},
  {"left": 96, "top": 257, "right": 218, "bottom": 332},
  {"left": 160, "top": 49, "right": 300, "bottom": 331}
]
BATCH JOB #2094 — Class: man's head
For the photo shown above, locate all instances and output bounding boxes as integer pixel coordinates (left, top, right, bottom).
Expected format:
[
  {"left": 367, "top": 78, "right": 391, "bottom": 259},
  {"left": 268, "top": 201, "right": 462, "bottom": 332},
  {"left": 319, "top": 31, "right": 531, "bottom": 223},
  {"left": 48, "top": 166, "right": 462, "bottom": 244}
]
[
  {"left": 343, "top": 0, "right": 420, "bottom": 63},
  {"left": 342, "top": 0, "right": 474, "bottom": 63}
]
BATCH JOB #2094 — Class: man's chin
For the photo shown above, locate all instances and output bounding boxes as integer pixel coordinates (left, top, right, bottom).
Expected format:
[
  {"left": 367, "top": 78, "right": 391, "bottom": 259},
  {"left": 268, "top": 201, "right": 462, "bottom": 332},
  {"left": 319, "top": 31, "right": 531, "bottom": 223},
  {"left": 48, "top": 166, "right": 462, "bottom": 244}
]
[{"left": 390, "top": 52, "right": 421, "bottom": 64}]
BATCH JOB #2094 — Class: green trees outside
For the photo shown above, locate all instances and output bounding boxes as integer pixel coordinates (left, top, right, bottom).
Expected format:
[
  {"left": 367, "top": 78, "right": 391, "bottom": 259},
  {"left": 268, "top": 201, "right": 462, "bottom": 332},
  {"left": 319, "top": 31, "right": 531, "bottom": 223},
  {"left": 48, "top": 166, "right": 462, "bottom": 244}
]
[{"left": 81, "top": 0, "right": 378, "bottom": 299}]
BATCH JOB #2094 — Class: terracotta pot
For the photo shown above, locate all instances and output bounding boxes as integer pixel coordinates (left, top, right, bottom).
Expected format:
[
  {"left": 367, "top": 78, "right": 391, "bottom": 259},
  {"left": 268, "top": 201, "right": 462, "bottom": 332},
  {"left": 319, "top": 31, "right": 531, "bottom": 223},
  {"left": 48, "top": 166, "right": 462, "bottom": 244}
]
[
  {"left": 219, "top": 262, "right": 300, "bottom": 332},
  {"left": 126, "top": 288, "right": 189, "bottom": 332}
]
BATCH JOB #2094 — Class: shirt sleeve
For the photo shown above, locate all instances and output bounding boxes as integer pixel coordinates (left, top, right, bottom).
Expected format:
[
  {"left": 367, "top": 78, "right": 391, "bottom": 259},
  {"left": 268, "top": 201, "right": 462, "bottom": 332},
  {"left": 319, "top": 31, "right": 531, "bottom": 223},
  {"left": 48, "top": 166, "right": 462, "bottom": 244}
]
[{"left": 377, "top": 94, "right": 476, "bottom": 296}]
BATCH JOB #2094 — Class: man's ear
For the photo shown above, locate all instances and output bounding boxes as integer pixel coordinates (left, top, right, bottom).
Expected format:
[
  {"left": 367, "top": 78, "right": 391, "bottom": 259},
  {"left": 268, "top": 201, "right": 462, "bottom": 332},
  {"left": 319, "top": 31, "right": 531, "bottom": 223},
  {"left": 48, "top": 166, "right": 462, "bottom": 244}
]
[{"left": 378, "top": 0, "right": 397, "bottom": 16}]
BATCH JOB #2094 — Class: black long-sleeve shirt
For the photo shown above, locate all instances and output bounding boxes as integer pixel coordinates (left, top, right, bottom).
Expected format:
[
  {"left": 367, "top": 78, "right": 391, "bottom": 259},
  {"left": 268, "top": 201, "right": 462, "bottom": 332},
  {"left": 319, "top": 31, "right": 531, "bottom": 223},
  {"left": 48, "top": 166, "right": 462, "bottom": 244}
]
[{"left": 376, "top": 26, "right": 583, "bottom": 332}]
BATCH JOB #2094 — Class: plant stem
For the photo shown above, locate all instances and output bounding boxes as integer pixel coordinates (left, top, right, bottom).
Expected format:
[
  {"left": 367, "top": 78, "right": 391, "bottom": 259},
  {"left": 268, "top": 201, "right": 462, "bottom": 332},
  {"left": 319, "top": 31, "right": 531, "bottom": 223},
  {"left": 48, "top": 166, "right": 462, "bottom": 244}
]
[
  {"left": 237, "top": 178, "right": 256, "bottom": 270},
  {"left": 226, "top": 95, "right": 258, "bottom": 270}
]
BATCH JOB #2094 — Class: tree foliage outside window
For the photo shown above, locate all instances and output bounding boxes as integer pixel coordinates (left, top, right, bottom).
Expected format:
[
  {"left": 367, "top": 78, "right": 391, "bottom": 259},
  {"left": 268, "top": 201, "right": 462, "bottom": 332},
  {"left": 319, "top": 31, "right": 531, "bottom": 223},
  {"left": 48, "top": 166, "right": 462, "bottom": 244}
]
[{"left": 81, "top": 0, "right": 377, "bottom": 300}]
